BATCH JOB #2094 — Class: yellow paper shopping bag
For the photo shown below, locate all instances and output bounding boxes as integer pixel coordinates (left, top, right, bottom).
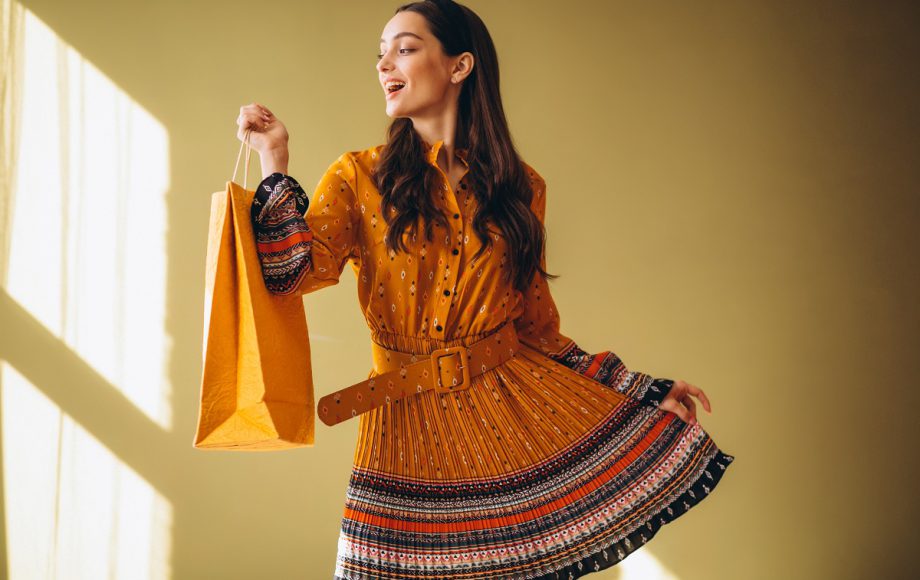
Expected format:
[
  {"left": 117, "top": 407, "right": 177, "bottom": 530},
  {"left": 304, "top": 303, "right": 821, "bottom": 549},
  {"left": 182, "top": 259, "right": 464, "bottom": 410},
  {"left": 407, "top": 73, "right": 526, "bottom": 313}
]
[{"left": 193, "top": 131, "right": 315, "bottom": 450}]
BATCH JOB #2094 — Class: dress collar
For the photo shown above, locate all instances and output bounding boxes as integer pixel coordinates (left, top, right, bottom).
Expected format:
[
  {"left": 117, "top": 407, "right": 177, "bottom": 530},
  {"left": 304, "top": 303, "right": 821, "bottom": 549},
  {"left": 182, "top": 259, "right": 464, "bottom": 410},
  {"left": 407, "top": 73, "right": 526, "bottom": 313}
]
[{"left": 424, "top": 138, "right": 469, "bottom": 168}]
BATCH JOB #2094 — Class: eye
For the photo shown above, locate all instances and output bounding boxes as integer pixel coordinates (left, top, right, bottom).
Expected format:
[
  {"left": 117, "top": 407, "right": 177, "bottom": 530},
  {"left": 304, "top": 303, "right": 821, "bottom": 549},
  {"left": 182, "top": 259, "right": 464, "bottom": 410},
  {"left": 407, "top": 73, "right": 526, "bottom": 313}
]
[{"left": 376, "top": 48, "right": 415, "bottom": 60}]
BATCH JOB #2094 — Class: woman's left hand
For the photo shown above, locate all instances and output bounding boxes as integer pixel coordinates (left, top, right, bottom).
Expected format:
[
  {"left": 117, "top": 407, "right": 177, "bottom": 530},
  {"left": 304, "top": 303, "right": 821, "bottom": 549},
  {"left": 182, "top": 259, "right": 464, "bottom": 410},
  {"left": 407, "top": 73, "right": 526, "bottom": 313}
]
[{"left": 659, "top": 379, "right": 712, "bottom": 425}]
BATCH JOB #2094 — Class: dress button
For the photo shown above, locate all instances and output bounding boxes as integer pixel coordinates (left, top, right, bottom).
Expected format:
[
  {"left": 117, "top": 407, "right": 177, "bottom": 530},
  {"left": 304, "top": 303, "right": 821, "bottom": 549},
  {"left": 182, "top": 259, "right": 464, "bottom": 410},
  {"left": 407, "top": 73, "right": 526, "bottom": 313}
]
[
  {"left": 435, "top": 324, "right": 443, "bottom": 331},
  {"left": 443, "top": 290, "right": 450, "bottom": 296},
  {"left": 452, "top": 248, "right": 459, "bottom": 255},
  {"left": 453, "top": 213, "right": 460, "bottom": 219}
]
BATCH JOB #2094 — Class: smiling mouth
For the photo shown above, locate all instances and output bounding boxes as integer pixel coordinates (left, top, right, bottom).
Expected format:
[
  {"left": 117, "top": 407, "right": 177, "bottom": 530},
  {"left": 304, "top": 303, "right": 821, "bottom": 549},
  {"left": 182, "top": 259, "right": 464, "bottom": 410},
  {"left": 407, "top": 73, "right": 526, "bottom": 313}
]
[{"left": 386, "top": 81, "right": 406, "bottom": 95}]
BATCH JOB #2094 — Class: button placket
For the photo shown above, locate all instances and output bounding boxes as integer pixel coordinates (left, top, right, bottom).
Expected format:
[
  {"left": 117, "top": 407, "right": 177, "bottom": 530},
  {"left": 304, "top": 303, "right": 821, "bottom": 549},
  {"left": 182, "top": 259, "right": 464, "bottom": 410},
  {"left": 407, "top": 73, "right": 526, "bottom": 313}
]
[{"left": 426, "top": 139, "right": 469, "bottom": 339}]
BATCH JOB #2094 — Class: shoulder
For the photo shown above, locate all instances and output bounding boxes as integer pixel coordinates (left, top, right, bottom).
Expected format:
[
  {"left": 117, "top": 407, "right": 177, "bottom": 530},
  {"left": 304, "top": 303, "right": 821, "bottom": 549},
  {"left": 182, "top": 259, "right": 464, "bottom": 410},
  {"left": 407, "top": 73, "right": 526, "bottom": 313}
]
[
  {"left": 519, "top": 159, "right": 548, "bottom": 219},
  {"left": 319, "top": 143, "right": 383, "bottom": 172},
  {"left": 340, "top": 143, "right": 386, "bottom": 178},
  {"left": 314, "top": 144, "right": 383, "bottom": 191},
  {"left": 520, "top": 159, "right": 546, "bottom": 188}
]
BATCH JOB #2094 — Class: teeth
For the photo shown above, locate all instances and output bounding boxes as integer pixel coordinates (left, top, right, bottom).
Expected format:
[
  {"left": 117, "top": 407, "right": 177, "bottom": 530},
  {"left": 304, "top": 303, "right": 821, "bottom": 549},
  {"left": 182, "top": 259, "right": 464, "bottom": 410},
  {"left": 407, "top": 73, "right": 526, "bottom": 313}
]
[{"left": 386, "top": 81, "right": 406, "bottom": 92}]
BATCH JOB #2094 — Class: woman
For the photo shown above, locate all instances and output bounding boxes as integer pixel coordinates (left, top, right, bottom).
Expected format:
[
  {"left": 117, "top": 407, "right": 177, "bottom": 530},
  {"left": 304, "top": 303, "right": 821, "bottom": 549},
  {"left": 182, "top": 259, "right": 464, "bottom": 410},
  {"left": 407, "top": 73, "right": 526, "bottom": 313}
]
[{"left": 236, "top": 0, "right": 734, "bottom": 577}]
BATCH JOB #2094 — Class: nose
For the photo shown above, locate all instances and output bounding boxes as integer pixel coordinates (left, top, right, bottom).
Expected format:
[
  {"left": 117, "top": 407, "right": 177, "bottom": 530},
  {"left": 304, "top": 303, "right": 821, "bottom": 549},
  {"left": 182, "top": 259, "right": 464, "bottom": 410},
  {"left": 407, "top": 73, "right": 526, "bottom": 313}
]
[{"left": 376, "top": 51, "right": 393, "bottom": 75}]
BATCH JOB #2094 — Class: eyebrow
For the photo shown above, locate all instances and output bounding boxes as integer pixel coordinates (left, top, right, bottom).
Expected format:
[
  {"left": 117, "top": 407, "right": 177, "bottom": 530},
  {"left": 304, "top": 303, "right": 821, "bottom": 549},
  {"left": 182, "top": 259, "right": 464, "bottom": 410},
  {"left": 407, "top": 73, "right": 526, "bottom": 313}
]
[{"left": 380, "top": 31, "right": 424, "bottom": 44}]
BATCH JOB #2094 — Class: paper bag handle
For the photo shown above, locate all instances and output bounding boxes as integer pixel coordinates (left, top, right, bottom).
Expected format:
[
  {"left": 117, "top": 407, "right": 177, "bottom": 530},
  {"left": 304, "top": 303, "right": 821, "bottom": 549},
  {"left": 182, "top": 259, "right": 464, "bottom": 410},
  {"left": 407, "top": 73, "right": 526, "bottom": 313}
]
[{"left": 231, "top": 129, "right": 254, "bottom": 190}]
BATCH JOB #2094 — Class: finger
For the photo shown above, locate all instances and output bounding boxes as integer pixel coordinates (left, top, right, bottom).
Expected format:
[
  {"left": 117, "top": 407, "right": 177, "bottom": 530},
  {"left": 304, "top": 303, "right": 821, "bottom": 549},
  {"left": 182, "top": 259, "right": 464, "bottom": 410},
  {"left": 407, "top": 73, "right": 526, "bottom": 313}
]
[
  {"left": 679, "top": 382, "right": 709, "bottom": 414},
  {"left": 687, "top": 383, "right": 712, "bottom": 413},
  {"left": 678, "top": 396, "right": 696, "bottom": 424},
  {"left": 658, "top": 398, "right": 675, "bottom": 415},
  {"left": 681, "top": 394, "right": 697, "bottom": 422},
  {"left": 244, "top": 104, "right": 271, "bottom": 121},
  {"left": 659, "top": 398, "right": 693, "bottom": 424},
  {"left": 246, "top": 113, "right": 270, "bottom": 131},
  {"left": 673, "top": 405, "right": 693, "bottom": 424},
  {"left": 698, "top": 388, "right": 712, "bottom": 413},
  {"left": 253, "top": 103, "right": 272, "bottom": 118}
]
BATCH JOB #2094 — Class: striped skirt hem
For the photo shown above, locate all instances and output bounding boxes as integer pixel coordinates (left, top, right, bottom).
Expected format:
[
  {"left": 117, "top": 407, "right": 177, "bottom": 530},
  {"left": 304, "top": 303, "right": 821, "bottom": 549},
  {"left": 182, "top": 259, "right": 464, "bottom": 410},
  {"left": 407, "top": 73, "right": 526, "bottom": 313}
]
[{"left": 332, "top": 340, "right": 736, "bottom": 579}]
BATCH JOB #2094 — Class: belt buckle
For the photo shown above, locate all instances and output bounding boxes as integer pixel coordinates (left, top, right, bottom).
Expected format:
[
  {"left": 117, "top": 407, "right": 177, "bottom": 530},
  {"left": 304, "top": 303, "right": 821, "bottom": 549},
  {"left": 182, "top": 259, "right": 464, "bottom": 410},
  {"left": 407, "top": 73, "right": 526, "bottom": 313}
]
[{"left": 429, "top": 345, "right": 471, "bottom": 393}]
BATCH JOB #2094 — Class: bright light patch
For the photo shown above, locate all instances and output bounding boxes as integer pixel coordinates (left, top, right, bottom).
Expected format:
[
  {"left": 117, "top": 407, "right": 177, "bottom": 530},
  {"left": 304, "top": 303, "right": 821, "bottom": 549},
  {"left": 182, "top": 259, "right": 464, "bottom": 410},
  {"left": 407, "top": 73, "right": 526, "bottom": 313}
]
[{"left": 3, "top": 6, "right": 173, "bottom": 579}]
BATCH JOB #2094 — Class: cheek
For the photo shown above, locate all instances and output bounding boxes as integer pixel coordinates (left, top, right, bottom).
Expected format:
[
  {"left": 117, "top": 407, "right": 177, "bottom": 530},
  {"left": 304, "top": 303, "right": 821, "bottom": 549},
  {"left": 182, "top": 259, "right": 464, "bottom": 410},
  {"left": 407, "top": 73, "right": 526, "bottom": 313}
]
[{"left": 406, "top": 62, "right": 448, "bottom": 95}]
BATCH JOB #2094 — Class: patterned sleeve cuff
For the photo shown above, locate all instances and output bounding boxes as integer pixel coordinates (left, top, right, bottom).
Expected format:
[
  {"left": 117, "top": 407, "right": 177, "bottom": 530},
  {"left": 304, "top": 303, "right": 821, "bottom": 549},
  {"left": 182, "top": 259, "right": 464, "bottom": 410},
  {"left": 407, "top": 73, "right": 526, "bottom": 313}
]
[
  {"left": 250, "top": 172, "right": 310, "bottom": 226},
  {"left": 549, "top": 343, "right": 675, "bottom": 408},
  {"left": 249, "top": 172, "right": 314, "bottom": 295}
]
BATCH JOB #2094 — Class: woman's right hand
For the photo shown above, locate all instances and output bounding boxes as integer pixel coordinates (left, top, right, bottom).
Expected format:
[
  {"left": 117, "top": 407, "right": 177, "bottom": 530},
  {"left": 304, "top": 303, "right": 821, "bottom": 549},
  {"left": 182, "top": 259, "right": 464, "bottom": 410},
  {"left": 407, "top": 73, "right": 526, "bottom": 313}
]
[{"left": 237, "top": 102, "right": 289, "bottom": 154}]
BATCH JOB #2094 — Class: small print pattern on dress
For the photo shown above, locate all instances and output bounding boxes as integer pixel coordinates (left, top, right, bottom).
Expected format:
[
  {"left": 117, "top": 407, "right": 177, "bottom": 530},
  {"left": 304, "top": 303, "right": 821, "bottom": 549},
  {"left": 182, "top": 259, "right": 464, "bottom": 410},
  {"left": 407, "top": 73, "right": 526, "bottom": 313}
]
[{"left": 250, "top": 140, "right": 735, "bottom": 579}]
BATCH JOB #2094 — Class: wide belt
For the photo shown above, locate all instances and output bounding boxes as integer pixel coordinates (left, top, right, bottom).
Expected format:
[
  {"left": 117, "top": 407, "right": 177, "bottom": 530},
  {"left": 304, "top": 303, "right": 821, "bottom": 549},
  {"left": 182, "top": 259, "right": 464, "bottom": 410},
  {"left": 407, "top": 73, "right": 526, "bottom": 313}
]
[{"left": 317, "top": 322, "right": 521, "bottom": 427}]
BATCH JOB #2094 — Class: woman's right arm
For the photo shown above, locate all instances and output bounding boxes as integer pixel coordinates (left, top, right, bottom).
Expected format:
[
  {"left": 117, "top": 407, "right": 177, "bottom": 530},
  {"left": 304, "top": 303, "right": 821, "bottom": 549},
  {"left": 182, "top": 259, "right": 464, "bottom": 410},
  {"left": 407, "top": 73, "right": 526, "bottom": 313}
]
[{"left": 238, "top": 102, "right": 360, "bottom": 296}]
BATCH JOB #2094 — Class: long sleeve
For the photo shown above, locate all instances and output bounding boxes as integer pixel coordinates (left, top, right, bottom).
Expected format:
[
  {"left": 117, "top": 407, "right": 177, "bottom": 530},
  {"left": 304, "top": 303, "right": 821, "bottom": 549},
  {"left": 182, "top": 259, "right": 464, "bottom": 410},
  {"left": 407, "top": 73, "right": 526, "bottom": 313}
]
[
  {"left": 512, "top": 166, "right": 577, "bottom": 357},
  {"left": 513, "top": 165, "right": 675, "bottom": 408},
  {"left": 250, "top": 153, "right": 360, "bottom": 296}
]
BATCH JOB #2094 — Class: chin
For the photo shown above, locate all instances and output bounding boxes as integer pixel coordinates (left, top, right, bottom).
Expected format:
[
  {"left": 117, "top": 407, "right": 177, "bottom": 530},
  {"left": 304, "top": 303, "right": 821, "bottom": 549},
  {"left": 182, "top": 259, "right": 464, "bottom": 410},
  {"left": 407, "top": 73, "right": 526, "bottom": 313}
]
[{"left": 385, "top": 106, "right": 412, "bottom": 119}]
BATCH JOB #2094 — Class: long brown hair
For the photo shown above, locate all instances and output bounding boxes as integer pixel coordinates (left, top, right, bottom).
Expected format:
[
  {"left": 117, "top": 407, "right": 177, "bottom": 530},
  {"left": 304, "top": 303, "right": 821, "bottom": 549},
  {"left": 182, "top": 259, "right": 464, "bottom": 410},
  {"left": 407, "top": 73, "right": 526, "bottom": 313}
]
[{"left": 372, "top": 0, "right": 558, "bottom": 294}]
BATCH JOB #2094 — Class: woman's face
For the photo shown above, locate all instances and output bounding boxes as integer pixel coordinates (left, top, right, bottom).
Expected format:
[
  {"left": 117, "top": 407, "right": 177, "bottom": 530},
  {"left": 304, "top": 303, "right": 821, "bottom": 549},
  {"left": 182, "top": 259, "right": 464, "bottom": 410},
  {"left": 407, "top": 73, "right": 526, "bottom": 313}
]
[{"left": 377, "top": 11, "right": 457, "bottom": 119}]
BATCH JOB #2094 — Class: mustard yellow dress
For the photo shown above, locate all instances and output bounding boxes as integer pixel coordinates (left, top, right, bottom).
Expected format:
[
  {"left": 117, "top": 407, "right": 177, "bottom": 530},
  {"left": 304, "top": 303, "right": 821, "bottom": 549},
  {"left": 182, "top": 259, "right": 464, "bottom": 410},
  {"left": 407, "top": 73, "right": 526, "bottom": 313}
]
[{"left": 249, "top": 140, "right": 735, "bottom": 579}]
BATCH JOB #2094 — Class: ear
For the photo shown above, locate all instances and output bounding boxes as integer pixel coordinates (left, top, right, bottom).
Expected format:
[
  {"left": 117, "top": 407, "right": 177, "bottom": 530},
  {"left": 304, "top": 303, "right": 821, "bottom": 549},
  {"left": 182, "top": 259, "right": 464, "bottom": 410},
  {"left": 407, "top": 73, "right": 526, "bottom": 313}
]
[{"left": 451, "top": 52, "right": 475, "bottom": 84}]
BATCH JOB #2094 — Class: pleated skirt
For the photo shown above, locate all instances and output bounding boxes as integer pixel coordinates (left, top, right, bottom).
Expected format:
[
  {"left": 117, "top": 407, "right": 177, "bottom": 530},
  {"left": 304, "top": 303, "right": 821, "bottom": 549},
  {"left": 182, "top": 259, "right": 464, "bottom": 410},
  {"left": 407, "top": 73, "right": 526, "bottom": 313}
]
[{"left": 333, "top": 330, "right": 735, "bottom": 579}]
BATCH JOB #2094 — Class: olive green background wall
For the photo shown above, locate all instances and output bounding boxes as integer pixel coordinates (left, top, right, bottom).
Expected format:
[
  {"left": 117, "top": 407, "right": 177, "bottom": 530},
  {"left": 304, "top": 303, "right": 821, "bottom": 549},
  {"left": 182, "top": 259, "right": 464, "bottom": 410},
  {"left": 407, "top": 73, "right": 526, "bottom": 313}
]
[{"left": 7, "top": 0, "right": 919, "bottom": 578}]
